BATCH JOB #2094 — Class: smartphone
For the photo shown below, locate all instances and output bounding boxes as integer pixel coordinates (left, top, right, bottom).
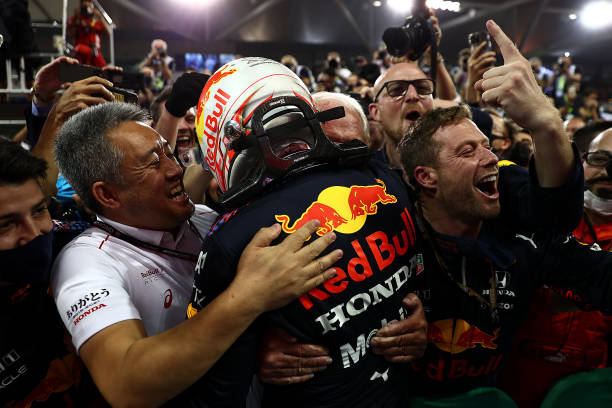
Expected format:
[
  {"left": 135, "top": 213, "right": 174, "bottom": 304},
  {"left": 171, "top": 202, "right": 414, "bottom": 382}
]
[
  {"left": 58, "top": 61, "right": 138, "bottom": 104},
  {"left": 468, "top": 31, "right": 492, "bottom": 54},
  {"left": 58, "top": 61, "right": 100, "bottom": 83}
]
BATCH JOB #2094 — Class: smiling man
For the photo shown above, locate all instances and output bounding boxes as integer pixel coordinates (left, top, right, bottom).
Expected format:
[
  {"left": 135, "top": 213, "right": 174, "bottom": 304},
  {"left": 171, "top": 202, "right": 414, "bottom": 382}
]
[
  {"left": 397, "top": 105, "right": 612, "bottom": 398},
  {"left": 150, "top": 86, "right": 199, "bottom": 168},
  {"left": 50, "top": 102, "right": 340, "bottom": 407}
]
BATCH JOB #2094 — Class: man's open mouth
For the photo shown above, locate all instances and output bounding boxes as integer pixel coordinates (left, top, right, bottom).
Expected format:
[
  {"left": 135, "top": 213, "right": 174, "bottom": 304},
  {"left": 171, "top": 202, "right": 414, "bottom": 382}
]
[
  {"left": 176, "top": 135, "right": 192, "bottom": 149},
  {"left": 405, "top": 110, "right": 421, "bottom": 121},
  {"left": 476, "top": 174, "right": 498, "bottom": 198},
  {"left": 169, "top": 183, "right": 187, "bottom": 201}
]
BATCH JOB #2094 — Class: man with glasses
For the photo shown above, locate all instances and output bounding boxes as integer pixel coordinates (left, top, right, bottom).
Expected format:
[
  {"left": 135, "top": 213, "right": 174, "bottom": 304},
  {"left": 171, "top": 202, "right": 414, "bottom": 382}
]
[
  {"left": 369, "top": 18, "right": 575, "bottom": 196},
  {"left": 369, "top": 63, "right": 435, "bottom": 169},
  {"left": 498, "top": 128, "right": 612, "bottom": 407}
]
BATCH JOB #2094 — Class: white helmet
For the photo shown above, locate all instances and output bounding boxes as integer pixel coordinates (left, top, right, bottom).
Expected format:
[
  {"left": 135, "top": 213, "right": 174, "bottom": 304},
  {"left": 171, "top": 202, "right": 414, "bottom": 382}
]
[{"left": 195, "top": 57, "right": 366, "bottom": 209}]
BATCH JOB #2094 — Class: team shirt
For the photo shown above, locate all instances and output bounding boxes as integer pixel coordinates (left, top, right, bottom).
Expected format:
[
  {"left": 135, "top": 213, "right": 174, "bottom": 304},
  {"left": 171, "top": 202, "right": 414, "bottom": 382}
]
[{"left": 51, "top": 205, "right": 216, "bottom": 352}]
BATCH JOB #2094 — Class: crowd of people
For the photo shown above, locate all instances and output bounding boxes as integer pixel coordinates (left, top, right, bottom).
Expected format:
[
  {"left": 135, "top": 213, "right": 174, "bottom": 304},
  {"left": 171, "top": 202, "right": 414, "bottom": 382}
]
[{"left": 2, "top": 2, "right": 612, "bottom": 407}]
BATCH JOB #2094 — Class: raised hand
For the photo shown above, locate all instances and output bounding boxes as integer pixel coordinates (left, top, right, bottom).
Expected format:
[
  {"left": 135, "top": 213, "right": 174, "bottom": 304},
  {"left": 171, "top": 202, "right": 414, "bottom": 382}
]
[
  {"left": 475, "top": 20, "right": 558, "bottom": 133},
  {"left": 33, "top": 56, "right": 80, "bottom": 104}
]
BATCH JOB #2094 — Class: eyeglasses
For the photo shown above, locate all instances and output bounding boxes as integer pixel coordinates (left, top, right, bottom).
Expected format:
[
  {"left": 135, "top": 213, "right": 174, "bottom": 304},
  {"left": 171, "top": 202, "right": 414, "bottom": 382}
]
[
  {"left": 374, "top": 79, "right": 435, "bottom": 102},
  {"left": 583, "top": 151, "right": 612, "bottom": 167}
]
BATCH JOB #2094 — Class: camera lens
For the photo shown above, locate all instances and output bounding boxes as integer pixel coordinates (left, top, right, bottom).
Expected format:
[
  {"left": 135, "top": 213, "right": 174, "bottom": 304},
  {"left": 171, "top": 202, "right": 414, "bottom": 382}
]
[
  {"left": 382, "top": 27, "right": 411, "bottom": 57},
  {"left": 383, "top": 16, "right": 433, "bottom": 60}
]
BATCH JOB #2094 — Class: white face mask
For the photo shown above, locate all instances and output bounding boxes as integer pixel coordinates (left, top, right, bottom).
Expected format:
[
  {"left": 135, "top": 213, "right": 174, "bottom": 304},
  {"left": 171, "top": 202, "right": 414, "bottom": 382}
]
[{"left": 584, "top": 190, "right": 612, "bottom": 218}]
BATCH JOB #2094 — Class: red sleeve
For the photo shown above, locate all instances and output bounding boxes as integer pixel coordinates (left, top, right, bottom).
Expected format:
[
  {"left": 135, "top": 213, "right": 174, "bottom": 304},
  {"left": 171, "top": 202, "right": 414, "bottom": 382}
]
[{"left": 92, "top": 20, "right": 105, "bottom": 33}]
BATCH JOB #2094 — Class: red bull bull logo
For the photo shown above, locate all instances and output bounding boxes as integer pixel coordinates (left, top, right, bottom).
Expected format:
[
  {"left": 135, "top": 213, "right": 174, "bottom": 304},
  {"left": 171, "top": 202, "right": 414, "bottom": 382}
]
[
  {"left": 412, "top": 318, "right": 503, "bottom": 381},
  {"left": 347, "top": 179, "right": 397, "bottom": 219},
  {"left": 275, "top": 181, "right": 397, "bottom": 238},
  {"left": 200, "top": 65, "right": 238, "bottom": 107},
  {"left": 427, "top": 319, "right": 499, "bottom": 354},
  {"left": 276, "top": 203, "right": 348, "bottom": 236}
]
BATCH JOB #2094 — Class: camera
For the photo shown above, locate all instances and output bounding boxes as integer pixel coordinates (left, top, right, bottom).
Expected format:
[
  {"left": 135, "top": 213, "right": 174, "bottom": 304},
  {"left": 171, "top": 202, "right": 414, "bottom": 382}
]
[
  {"left": 158, "top": 50, "right": 167, "bottom": 58},
  {"left": 382, "top": 0, "right": 434, "bottom": 60}
]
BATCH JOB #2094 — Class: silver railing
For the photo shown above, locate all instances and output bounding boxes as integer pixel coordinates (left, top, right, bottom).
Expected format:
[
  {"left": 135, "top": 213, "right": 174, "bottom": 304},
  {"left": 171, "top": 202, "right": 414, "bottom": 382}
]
[{"left": 0, "top": 0, "right": 116, "bottom": 96}]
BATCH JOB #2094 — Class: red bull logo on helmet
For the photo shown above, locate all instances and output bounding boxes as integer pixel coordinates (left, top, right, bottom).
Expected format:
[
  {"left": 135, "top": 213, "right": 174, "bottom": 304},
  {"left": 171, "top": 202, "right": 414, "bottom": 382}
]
[
  {"left": 428, "top": 318, "right": 499, "bottom": 354},
  {"left": 275, "top": 180, "right": 397, "bottom": 238}
]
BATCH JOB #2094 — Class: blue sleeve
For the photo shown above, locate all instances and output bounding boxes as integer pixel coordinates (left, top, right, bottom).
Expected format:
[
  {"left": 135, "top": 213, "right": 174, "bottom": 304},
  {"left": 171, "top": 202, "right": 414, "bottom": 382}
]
[
  {"left": 184, "top": 237, "right": 258, "bottom": 407},
  {"left": 498, "top": 143, "right": 583, "bottom": 233},
  {"left": 23, "top": 102, "right": 51, "bottom": 151}
]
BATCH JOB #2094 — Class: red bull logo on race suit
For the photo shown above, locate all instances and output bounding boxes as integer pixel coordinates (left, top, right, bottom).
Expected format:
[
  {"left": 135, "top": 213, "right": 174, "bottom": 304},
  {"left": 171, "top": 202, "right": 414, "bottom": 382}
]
[
  {"left": 427, "top": 318, "right": 499, "bottom": 354},
  {"left": 275, "top": 180, "right": 397, "bottom": 238}
]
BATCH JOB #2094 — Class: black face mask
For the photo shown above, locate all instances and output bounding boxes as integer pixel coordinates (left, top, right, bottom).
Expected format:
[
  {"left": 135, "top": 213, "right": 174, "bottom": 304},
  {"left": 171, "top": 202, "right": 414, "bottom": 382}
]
[
  {"left": 81, "top": 5, "right": 93, "bottom": 16},
  {"left": 0, "top": 232, "right": 54, "bottom": 285}
]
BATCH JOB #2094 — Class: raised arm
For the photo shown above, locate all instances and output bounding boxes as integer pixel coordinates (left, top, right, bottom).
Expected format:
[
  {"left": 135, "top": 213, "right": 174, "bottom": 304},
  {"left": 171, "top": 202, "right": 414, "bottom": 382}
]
[
  {"left": 154, "top": 72, "right": 209, "bottom": 150},
  {"left": 477, "top": 20, "right": 574, "bottom": 188},
  {"left": 31, "top": 76, "right": 114, "bottom": 197}
]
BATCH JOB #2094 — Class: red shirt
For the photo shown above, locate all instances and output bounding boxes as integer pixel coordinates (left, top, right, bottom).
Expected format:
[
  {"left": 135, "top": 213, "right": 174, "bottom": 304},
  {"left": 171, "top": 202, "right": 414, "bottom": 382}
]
[{"left": 68, "top": 14, "right": 104, "bottom": 50}]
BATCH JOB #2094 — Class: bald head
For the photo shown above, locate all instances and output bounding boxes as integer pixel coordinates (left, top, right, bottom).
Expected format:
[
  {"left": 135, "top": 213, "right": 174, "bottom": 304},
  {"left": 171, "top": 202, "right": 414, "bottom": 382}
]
[
  {"left": 369, "top": 62, "right": 434, "bottom": 147},
  {"left": 584, "top": 128, "right": 612, "bottom": 199},
  {"left": 589, "top": 128, "right": 612, "bottom": 152}
]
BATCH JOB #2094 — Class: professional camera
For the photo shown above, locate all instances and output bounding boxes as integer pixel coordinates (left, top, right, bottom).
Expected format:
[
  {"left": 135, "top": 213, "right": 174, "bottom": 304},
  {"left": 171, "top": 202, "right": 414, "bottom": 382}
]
[{"left": 382, "top": 0, "right": 435, "bottom": 60}]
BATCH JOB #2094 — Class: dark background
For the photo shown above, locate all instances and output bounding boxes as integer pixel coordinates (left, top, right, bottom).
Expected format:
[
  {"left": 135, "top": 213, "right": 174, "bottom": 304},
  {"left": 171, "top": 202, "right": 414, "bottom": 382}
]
[{"left": 24, "top": 0, "right": 612, "bottom": 79}]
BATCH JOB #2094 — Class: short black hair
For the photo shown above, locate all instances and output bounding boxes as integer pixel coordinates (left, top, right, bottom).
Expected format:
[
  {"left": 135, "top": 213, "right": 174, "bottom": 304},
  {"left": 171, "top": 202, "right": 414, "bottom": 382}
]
[{"left": 0, "top": 137, "right": 47, "bottom": 186}]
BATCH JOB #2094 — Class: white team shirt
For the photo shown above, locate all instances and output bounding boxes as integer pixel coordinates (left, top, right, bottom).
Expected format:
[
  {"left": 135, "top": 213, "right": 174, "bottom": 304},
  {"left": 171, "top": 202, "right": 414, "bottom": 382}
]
[{"left": 51, "top": 205, "right": 217, "bottom": 352}]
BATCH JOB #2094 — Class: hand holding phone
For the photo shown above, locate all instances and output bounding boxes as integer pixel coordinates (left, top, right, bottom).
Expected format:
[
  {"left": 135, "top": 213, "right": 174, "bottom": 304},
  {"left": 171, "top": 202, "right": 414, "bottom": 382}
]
[{"left": 468, "top": 31, "right": 492, "bottom": 55}]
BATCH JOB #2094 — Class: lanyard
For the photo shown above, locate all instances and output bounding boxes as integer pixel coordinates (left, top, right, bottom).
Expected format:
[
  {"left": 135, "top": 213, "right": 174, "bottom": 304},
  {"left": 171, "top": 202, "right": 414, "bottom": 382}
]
[
  {"left": 93, "top": 220, "right": 203, "bottom": 262},
  {"left": 583, "top": 210, "right": 600, "bottom": 244},
  {"left": 415, "top": 204, "right": 499, "bottom": 324}
]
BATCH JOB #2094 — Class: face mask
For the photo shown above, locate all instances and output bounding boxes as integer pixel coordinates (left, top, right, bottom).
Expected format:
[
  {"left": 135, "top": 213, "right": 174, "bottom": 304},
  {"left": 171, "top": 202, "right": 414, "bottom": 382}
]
[
  {"left": 508, "top": 142, "right": 533, "bottom": 168},
  {"left": 0, "top": 232, "right": 54, "bottom": 285},
  {"left": 584, "top": 190, "right": 612, "bottom": 218}
]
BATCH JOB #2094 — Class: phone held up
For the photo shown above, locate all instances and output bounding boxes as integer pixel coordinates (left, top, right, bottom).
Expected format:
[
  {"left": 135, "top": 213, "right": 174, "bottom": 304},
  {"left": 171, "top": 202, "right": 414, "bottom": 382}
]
[
  {"left": 58, "top": 61, "right": 139, "bottom": 104},
  {"left": 468, "top": 31, "right": 492, "bottom": 54}
]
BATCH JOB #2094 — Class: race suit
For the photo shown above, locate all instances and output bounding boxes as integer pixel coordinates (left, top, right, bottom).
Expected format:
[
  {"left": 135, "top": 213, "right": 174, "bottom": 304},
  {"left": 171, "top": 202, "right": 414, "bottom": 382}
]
[
  {"left": 187, "top": 159, "right": 419, "bottom": 407},
  {"left": 405, "top": 215, "right": 612, "bottom": 396},
  {"left": 185, "top": 145, "right": 585, "bottom": 406}
]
